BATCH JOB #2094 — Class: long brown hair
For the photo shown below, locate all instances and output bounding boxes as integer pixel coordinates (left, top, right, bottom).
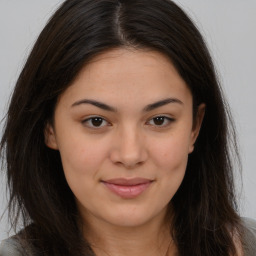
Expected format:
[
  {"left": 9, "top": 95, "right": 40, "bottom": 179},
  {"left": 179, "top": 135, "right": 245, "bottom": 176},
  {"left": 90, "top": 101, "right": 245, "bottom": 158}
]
[{"left": 1, "top": 0, "right": 242, "bottom": 255}]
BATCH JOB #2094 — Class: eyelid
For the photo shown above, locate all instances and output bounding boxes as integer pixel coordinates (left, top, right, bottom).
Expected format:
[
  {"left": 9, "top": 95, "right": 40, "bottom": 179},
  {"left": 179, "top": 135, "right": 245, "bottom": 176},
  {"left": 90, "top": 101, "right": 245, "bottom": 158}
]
[
  {"left": 146, "top": 115, "right": 175, "bottom": 127},
  {"left": 82, "top": 115, "right": 111, "bottom": 129},
  {"left": 81, "top": 114, "right": 175, "bottom": 129}
]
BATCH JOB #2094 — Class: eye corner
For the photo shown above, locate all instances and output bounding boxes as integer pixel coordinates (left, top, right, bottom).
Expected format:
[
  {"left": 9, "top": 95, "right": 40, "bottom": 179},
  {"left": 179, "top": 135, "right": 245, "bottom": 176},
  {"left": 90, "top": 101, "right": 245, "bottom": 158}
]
[
  {"left": 81, "top": 116, "right": 112, "bottom": 129},
  {"left": 146, "top": 115, "right": 175, "bottom": 128}
]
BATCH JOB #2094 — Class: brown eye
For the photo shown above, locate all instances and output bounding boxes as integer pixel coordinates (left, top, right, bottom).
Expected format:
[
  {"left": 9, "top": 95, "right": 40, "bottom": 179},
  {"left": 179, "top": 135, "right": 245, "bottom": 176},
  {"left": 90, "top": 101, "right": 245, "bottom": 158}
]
[
  {"left": 91, "top": 117, "right": 104, "bottom": 127},
  {"left": 153, "top": 117, "right": 165, "bottom": 126},
  {"left": 147, "top": 116, "right": 174, "bottom": 127},
  {"left": 82, "top": 116, "right": 109, "bottom": 128}
]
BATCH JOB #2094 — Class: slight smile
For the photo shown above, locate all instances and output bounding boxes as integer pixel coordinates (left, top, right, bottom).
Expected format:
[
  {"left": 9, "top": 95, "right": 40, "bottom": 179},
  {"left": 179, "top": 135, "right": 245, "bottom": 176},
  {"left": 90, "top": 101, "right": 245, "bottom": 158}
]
[{"left": 101, "top": 178, "right": 154, "bottom": 199}]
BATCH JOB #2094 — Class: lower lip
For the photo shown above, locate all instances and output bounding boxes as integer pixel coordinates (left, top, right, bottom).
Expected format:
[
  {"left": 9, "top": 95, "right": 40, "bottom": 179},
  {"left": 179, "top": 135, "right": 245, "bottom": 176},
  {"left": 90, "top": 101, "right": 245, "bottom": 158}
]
[{"left": 102, "top": 182, "right": 152, "bottom": 199}]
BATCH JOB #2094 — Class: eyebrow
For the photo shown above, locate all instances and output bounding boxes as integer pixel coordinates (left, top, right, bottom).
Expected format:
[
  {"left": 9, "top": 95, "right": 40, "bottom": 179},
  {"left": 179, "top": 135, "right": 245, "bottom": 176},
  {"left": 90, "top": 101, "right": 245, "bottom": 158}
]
[
  {"left": 71, "top": 97, "right": 183, "bottom": 112},
  {"left": 143, "top": 98, "right": 183, "bottom": 112},
  {"left": 71, "top": 99, "right": 117, "bottom": 112}
]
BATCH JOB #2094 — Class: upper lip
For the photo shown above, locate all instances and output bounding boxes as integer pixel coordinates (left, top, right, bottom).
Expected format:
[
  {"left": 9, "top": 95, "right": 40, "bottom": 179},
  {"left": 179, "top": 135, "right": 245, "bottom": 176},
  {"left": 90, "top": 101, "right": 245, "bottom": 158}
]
[{"left": 102, "top": 178, "right": 153, "bottom": 186}]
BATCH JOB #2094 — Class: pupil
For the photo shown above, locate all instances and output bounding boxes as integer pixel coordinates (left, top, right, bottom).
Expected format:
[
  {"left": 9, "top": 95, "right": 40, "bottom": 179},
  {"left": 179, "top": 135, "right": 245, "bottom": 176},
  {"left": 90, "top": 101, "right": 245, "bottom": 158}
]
[
  {"left": 92, "top": 118, "right": 103, "bottom": 127},
  {"left": 154, "top": 117, "right": 164, "bottom": 125}
]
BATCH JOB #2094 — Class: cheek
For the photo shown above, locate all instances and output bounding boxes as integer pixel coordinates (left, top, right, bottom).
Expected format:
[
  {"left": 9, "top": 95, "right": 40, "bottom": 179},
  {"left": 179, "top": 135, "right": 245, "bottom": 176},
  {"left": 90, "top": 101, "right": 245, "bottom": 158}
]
[
  {"left": 57, "top": 134, "right": 110, "bottom": 186},
  {"left": 146, "top": 136, "right": 190, "bottom": 211},
  {"left": 150, "top": 134, "right": 191, "bottom": 172},
  {"left": 57, "top": 138, "right": 110, "bottom": 209}
]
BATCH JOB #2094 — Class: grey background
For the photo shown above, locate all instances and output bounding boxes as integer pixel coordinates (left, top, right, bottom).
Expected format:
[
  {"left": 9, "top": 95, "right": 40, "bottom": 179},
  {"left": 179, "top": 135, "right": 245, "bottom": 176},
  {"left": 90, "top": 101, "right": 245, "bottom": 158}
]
[{"left": 0, "top": 0, "right": 255, "bottom": 241}]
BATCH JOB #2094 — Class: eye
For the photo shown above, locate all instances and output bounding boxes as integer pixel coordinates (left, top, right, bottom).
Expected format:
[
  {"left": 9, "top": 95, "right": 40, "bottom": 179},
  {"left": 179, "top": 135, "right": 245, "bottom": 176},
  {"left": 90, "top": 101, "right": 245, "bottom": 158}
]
[
  {"left": 147, "top": 116, "right": 174, "bottom": 127},
  {"left": 82, "top": 116, "right": 110, "bottom": 129}
]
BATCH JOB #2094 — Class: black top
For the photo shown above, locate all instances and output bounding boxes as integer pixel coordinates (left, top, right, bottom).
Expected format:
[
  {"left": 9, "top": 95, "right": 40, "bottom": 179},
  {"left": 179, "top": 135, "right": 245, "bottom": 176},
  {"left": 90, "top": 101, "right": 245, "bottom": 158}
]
[{"left": 1, "top": 218, "right": 256, "bottom": 256}]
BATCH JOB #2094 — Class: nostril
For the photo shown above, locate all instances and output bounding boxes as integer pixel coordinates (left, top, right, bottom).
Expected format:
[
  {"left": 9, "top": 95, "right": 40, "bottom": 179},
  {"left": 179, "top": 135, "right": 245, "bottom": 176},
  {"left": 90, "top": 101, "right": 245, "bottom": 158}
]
[
  {"left": 116, "top": 160, "right": 145, "bottom": 169},
  {"left": 109, "top": 134, "right": 148, "bottom": 168}
]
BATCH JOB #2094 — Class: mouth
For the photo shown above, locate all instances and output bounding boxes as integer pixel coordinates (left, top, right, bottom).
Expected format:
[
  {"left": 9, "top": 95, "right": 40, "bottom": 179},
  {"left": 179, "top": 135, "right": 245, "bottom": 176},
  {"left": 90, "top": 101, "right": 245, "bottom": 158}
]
[{"left": 101, "top": 178, "right": 154, "bottom": 199}]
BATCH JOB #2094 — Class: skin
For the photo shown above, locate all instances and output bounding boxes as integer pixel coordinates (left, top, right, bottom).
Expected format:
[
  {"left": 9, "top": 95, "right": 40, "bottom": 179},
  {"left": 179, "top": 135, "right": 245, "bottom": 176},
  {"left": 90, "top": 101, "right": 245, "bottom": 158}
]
[{"left": 45, "top": 48, "right": 205, "bottom": 256}]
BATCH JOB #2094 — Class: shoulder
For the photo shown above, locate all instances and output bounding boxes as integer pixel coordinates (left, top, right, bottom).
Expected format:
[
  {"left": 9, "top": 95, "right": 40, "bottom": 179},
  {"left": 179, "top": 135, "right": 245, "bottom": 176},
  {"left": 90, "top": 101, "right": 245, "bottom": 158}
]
[
  {"left": 0, "top": 237, "right": 24, "bottom": 256},
  {"left": 0, "top": 236, "right": 35, "bottom": 256},
  {"left": 241, "top": 217, "right": 256, "bottom": 256},
  {"left": 242, "top": 217, "right": 256, "bottom": 239}
]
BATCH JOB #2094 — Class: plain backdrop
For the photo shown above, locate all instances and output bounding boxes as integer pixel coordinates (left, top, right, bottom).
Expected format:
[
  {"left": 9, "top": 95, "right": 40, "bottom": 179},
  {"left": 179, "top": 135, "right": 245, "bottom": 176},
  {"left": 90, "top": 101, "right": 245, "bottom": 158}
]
[{"left": 0, "top": 0, "right": 255, "bottom": 241}]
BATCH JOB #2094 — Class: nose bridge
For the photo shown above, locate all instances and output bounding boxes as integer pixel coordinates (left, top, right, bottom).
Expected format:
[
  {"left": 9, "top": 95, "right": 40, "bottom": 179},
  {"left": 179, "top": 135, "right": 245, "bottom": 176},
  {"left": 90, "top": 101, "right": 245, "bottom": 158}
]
[
  {"left": 110, "top": 123, "right": 147, "bottom": 168},
  {"left": 122, "top": 124, "right": 141, "bottom": 152}
]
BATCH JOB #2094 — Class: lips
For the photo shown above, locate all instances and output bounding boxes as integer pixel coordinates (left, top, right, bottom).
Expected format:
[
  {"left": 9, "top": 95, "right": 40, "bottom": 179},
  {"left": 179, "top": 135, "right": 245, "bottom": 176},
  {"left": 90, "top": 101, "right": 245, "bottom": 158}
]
[{"left": 101, "top": 178, "right": 153, "bottom": 199}]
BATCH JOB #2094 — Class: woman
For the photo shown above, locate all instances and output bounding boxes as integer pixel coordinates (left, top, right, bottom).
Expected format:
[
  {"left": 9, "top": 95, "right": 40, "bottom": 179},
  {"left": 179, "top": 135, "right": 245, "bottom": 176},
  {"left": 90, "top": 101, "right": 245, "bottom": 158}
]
[{"left": 0, "top": 0, "right": 255, "bottom": 255}]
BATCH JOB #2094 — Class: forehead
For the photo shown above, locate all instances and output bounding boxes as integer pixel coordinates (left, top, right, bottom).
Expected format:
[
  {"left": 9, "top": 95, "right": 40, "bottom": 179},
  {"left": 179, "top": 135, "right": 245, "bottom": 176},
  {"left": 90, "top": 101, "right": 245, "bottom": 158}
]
[
  {"left": 58, "top": 48, "right": 192, "bottom": 108},
  {"left": 80, "top": 48, "right": 181, "bottom": 84}
]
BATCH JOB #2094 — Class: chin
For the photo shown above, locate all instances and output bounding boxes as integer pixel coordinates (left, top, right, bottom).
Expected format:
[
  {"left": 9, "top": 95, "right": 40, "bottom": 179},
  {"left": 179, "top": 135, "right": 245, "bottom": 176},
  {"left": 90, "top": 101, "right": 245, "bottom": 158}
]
[{"left": 100, "top": 205, "right": 168, "bottom": 228}]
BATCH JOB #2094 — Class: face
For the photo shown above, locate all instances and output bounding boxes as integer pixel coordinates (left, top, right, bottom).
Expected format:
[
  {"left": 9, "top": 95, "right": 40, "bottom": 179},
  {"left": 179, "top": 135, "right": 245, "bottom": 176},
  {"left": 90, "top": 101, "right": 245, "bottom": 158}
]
[{"left": 45, "top": 48, "right": 204, "bottom": 228}]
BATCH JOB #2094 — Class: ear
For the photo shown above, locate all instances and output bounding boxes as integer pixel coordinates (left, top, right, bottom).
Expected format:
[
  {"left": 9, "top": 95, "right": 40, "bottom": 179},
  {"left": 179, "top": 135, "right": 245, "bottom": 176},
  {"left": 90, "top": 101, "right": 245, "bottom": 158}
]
[
  {"left": 44, "top": 122, "right": 59, "bottom": 150},
  {"left": 189, "top": 103, "right": 205, "bottom": 153}
]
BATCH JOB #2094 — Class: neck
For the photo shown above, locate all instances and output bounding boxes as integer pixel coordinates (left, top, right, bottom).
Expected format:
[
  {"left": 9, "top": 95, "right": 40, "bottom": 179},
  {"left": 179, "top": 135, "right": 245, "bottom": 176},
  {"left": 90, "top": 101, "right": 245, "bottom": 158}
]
[{"left": 81, "top": 211, "right": 175, "bottom": 256}]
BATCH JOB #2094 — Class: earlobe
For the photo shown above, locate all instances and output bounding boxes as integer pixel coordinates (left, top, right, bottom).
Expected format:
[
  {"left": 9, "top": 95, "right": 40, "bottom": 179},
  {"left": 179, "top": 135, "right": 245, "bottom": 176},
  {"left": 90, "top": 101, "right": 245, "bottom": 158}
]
[
  {"left": 44, "top": 122, "right": 58, "bottom": 150},
  {"left": 189, "top": 103, "right": 206, "bottom": 153}
]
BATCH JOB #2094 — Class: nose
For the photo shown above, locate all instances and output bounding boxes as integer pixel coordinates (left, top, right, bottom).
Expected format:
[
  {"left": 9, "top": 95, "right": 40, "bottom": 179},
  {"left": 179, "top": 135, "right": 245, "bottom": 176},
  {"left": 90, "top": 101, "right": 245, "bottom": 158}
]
[{"left": 109, "top": 126, "right": 148, "bottom": 169}]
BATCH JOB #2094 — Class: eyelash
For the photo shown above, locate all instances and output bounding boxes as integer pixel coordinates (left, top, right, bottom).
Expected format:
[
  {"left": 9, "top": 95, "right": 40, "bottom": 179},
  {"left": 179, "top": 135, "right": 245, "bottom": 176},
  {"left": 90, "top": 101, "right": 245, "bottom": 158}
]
[
  {"left": 146, "top": 116, "right": 175, "bottom": 127},
  {"left": 82, "top": 115, "right": 175, "bottom": 129},
  {"left": 82, "top": 116, "right": 110, "bottom": 129}
]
